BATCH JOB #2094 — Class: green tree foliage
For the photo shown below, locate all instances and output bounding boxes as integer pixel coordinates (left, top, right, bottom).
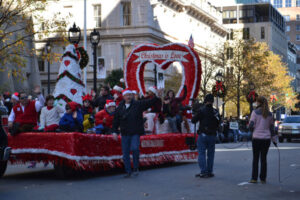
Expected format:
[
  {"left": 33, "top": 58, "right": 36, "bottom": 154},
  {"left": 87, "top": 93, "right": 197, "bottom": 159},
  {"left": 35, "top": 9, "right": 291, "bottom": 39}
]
[
  {"left": 104, "top": 69, "right": 124, "bottom": 88},
  {"left": 223, "top": 37, "right": 296, "bottom": 118},
  {"left": 0, "top": 0, "right": 69, "bottom": 79},
  {"left": 164, "top": 67, "right": 182, "bottom": 94}
]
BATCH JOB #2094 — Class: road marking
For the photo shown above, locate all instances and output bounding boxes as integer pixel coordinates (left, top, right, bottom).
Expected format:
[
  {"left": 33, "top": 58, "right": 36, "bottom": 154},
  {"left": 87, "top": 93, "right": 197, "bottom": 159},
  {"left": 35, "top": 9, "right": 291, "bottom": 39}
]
[
  {"left": 216, "top": 147, "right": 300, "bottom": 152},
  {"left": 238, "top": 182, "right": 251, "bottom": 186}
]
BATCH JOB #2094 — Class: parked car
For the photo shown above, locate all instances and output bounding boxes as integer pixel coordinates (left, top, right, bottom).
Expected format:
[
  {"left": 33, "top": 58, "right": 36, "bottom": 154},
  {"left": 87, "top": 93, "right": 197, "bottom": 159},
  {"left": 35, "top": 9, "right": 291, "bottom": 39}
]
[
  {"left": 0, "top": 105, "right": 10, "bottom": 178},
  {"left": 278, "top": 115, "right": 300, "bottom": 143}
]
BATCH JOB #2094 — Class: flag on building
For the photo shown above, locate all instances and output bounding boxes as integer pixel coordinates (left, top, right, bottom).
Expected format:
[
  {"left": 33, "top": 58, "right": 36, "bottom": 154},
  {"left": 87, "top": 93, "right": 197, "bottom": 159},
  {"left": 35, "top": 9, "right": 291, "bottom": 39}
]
[{"left": 188, "top": 34, "right": 194, "bottom": 48}]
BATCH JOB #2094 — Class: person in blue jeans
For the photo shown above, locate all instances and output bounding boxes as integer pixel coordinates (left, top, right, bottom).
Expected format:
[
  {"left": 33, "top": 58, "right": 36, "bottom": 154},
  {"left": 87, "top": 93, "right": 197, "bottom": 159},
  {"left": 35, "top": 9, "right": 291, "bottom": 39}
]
[
  {"left": 192, "top": 94, "right": 221, "bottom": 178},
  {"left": 112, "top": 88, "right": 163, "bottom": 178}
]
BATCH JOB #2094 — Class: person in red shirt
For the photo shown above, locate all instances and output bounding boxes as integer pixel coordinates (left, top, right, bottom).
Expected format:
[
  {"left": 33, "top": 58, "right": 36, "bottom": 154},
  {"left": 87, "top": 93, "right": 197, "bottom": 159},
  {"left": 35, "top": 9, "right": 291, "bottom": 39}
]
[
  {"left": 8, "top": 86, "right": 45, "bottom": 135},
  {"left": 95, "top": 100, "right": 116, "bottom": 134}
]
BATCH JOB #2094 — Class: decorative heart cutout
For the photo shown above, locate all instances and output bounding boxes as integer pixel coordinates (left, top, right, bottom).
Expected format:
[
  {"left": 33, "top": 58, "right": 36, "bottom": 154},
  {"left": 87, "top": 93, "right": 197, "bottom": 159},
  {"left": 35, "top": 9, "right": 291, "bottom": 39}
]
[
  {"left": 70, "top": 89, "right": 77, "bottom": 95},
  {"left": 124, "top": 43, "right": 201, "bottom": 105},
  {"left": 64, "top": 60, "right": 70, "bottom": 67}
]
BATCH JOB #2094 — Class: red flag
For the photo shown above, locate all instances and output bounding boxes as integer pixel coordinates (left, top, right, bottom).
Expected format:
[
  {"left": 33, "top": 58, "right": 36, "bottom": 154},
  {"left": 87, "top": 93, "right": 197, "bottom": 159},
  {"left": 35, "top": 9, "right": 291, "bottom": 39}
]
[{"left": 188, "top": 34, "right": 194, "bottom": 48}]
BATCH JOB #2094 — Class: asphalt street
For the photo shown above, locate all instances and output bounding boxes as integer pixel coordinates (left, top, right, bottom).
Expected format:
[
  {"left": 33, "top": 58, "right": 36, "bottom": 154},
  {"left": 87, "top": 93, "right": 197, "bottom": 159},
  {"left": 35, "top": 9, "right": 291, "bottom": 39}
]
[{"left": 0, "top": 142, "right": 300, "bottom": 200}]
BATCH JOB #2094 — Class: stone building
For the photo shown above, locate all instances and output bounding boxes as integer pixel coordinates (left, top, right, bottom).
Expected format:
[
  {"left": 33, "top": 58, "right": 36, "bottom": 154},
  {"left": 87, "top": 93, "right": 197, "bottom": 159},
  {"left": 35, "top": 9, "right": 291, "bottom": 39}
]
[{"left": 36, "top": 0, "right": 227, "bottom": 95}]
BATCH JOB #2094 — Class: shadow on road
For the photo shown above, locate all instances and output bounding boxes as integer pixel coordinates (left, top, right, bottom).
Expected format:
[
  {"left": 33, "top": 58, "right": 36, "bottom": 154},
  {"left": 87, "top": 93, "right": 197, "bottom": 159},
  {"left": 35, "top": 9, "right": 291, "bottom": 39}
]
[{"left": 2, "top": 162, "right": 194, "bottom": 181}]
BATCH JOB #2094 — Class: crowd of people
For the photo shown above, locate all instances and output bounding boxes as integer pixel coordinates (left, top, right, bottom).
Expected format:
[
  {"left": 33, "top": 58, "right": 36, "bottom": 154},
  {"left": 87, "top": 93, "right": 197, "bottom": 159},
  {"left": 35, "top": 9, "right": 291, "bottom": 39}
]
[
  {"left": 0, "top": 85, "right": 278, "bottom": 182},
  {"left": 0, "top": 84, "right": 192, "bottom": 136}
]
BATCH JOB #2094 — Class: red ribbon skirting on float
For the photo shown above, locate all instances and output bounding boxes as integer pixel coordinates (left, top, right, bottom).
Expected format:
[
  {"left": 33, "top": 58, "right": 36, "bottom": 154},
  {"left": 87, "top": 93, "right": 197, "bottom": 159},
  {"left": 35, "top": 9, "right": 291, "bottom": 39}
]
[{"left": 8, "top": 133, "right": 197, "bottom": 172}]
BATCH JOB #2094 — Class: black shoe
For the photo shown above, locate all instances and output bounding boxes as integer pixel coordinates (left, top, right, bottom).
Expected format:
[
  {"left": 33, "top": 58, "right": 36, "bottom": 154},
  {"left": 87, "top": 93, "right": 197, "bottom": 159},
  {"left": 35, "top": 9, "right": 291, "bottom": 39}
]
[
  {"left": 207, "top": 173, "right": 215, "bottom": 178},
  {"left": 124, "top": 173, "right": 131, "bottom": 178},
  {"left": 249, "top": 179, "right": 258, "bottom": 183},
  {"left": 260, "top": 180, "right": 266, "bottom": 184},
  {"left": 132, "top": 169, "right": 139, "bottom": 177}
]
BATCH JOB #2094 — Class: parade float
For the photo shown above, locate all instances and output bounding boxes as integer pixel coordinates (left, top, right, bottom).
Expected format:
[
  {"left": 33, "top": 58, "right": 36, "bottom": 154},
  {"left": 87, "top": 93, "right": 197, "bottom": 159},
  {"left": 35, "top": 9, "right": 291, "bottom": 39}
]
[{"left": 1, "top": 42, "right": 201, "bottom": 178}]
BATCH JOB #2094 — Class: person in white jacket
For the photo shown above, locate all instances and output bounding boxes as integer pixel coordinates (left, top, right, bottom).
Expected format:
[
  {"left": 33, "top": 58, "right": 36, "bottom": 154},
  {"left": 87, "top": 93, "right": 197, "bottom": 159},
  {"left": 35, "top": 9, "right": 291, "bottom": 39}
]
[{"left": 38, "top": 95, "right": 64, "bottom": 132}]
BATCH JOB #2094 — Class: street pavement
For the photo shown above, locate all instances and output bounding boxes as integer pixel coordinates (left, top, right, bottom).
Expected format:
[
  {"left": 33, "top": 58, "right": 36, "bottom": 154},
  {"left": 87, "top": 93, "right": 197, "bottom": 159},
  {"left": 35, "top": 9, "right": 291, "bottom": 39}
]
[{"left": 0, "top": 142, "right": 300, "bottom": 200}]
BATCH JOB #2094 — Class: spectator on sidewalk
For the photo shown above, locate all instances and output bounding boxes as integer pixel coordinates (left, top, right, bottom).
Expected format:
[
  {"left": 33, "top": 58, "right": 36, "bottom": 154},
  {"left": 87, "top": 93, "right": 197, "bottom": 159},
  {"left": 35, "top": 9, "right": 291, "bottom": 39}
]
[
  {"left": 249, "top": 96, "right": 277, "bottom": 184},
  {"left": 192, "top": 94, "right": 221, "bottom": 178}
]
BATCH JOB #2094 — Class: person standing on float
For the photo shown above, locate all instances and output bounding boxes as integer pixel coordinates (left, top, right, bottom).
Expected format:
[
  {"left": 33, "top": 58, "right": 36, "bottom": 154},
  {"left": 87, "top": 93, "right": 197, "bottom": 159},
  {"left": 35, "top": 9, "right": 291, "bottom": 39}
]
[{"left": 112, "top": 89, "right": 162, "bottom": 178}]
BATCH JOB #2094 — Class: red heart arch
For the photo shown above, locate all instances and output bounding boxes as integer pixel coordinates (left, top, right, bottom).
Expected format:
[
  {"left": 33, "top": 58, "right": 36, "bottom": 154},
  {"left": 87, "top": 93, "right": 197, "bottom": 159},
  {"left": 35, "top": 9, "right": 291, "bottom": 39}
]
[{"left": 124, "top": 43, "right": 201, "bottom": 105}]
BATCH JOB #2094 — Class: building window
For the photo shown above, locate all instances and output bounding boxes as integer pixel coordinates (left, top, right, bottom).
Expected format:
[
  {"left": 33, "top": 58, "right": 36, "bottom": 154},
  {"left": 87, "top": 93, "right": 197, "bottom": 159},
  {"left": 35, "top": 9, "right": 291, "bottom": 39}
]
[
  {"left": 284, "top": 15, "right": 290, "bottom": 21},
  {"left": 122, "top": 45, "right": 132, "bottom": 67},
  {"left": 285, "top": 0, "right": 291, "bottom": 7},
  {"left": 286, "top": 25, "right": 290, "bottom": 32},
  {"left": 38, "top": 58, "right": 45, "bottom": 72},
  {"left": 227, "top": 29, "right": 234, "bottom": 40},
  {"left": 296, "top": 25, "right": 300, "bottom": 31},
  {"left": 97, "top": 46, "right": 102, "bottom": 57},
  {"left": 261, "top": 27, "right": 265, "bottom": 39},
  {"left": 226, "top": 48, "right": 233, "bottom": 60},
  {"left": 297, "top": 15, "right": 300, "bottom": 21},
  {"left": 93, "top": 4, "right": 101, "bottom": 27},
  {"left": 247, "top": 9, "right": 253, "bottom": 17},
  {"left": 121, "top": 2, "right": 131, "bottom": 26},
  {"left": 297, "top": 0, "right": 300, "bottom": 7},
  {"left": 243, "top": 27, "right": 250, "bottom": 39},
  {"left": 274, "top": 0, "right": 282, "bottom": 8},
  {"left": 297, "top": 34, "right": 300, "bottom": 41},
  {"left": 287, "top": 35, "right": 290, "bottom": 41}
]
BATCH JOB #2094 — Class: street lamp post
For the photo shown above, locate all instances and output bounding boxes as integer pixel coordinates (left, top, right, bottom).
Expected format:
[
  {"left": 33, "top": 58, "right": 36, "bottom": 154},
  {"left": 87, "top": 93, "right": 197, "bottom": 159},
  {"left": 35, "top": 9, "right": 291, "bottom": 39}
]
[
  {"left": 46, "top": 41, "right": 51, "bottom": 95},
  {"left": 154, "top": 64, "right": 157, "bottom": 87},
  {"left": 214, "top": 71, "right": 224, "bottom": 111},
  {"left": 90, "top": 29, "right": 100, "bottom": 96},
  {"left": 68, "top": 23, "right": 81, "bottom": 44}
]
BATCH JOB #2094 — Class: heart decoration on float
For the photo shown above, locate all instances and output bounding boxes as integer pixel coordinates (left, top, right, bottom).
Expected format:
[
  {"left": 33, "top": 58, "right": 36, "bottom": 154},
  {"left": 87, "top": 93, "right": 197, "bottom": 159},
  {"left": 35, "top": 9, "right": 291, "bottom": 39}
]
[
  {"left": 70, "top": 89, "right": 77, "bottom": 95},
  {"left": 64, "top": 60, "right": 70, "bottom": 67},
  {"left": 124, "top": 43, "right": 202, "bottom": 105}
]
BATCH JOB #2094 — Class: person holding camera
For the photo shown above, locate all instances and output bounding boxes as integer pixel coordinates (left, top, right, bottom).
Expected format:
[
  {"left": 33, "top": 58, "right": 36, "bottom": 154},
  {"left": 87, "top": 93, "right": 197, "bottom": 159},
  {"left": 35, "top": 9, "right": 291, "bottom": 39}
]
[
  {"left": 112, "top": 89, "right": 162, "bottom": 178},
  {"left": 192, "top": 94, "right": 220, "bottom": 178}
]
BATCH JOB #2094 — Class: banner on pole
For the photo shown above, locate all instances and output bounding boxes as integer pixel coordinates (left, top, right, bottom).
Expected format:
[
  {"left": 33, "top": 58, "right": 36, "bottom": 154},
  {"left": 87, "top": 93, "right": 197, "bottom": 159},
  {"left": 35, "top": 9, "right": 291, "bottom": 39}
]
[{"left": 97, "top": 57, "right": 106, "bottom": 79}]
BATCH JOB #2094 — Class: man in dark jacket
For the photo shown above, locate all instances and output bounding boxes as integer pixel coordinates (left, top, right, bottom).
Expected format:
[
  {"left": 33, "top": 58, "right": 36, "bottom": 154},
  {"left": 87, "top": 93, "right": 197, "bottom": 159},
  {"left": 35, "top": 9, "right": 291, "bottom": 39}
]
[
  {"left": 93, "top": 86, "right": 113, "bottom": 111},
  {"left": 112, "top": 89, "right": 162, "bottom": 178},
  {"left": 192, "top": 94, "right": 220, "bottom": 178}
]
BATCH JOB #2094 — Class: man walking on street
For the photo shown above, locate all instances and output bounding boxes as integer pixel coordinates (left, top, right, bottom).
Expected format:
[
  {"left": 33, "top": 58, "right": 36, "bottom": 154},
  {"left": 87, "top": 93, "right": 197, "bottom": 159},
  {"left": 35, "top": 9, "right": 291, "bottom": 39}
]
[
  {"left": 192, "top": 94, "right": 220, "bottom": 178},
  {"left": 112, "top": 88, "right": 163, "bottom": 178}
]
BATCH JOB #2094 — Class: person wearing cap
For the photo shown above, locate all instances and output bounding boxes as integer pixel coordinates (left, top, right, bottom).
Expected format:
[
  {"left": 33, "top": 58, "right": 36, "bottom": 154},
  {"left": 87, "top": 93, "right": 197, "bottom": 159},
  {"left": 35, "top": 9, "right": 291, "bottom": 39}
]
[
  {"left": 82, "top": 94, "right": 95, "bottom": 132},
  {"left": 95, "top": 99, "right": 116, "bottom": 134},
  {"left": 144, "top": 86, "right": 164, "bottom": 134},
  {"left": 192, "top": 94, "right": 221, "bottom": 178},
  {"left": 112, "top": 88, "right": 163, "bottom": 178},
  {"left": 11, "top": 92, "right": 19, "bottom": 107},
  {"left": 8, "top": 86, "right": 45, "bottom": 135},
  {"left": 59, "top": 102, "right": 83, "bottom": 132}
]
